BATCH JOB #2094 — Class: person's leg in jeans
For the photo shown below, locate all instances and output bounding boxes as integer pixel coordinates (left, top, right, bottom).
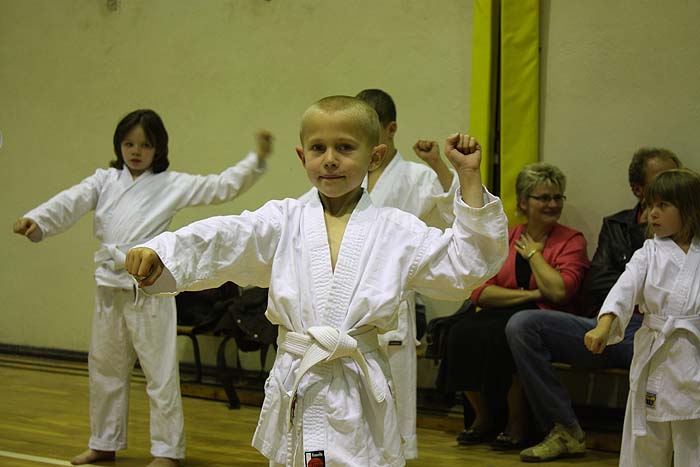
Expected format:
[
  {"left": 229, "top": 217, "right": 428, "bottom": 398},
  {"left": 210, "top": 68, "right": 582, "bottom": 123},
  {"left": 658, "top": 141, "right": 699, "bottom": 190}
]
[{"left": 505, "top": 309, "right": 641, "bottom": 461}]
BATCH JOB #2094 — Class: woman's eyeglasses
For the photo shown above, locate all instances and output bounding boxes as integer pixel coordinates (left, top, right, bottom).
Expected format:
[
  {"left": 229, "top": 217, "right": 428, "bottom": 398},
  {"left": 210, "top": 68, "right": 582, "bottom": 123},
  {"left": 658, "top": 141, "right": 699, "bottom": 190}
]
[{"left": 528, "top": 194, "right": 566, "bottom": 204}]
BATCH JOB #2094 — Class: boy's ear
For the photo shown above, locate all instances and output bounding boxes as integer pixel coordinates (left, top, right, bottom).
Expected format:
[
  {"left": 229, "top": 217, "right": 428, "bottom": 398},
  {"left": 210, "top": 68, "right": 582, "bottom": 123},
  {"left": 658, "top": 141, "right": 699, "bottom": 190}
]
[
  {"left": 295, "top": 146, "right": 306, "bottom": 166},
  {"left": 386, "top": 121, "right": 397, "bottom": 138},
  {"left": 369, "top": 144, "right": 387, "bottom": 172}
]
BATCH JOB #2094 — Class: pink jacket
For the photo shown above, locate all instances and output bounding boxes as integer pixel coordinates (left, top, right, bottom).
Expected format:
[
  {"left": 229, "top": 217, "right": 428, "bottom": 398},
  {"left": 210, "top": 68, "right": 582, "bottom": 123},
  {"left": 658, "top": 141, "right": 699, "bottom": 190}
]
[{"left": 470, "top": 223, "right": 590, "bottom": 314}]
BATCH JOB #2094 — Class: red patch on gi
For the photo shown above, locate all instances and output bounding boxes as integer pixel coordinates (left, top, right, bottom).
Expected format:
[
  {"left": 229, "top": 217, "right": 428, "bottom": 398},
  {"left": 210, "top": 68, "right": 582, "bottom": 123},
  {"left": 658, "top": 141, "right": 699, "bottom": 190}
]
[{"left": 305, "top": 450, "right": 325, "bottom": 467}]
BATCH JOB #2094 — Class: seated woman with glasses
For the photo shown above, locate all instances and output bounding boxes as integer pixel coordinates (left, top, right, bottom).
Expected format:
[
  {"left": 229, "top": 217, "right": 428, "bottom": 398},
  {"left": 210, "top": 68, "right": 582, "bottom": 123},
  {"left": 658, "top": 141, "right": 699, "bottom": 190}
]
[{"left": 441, "top": 162, "right": 590, "bottom": 451}]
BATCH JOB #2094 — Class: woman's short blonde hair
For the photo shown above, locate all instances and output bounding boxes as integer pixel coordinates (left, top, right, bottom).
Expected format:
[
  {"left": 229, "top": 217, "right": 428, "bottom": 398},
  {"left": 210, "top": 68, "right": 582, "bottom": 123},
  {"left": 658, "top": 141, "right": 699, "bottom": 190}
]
[{"left": 515, "top": 162, "right": 567, "bottom": 216}]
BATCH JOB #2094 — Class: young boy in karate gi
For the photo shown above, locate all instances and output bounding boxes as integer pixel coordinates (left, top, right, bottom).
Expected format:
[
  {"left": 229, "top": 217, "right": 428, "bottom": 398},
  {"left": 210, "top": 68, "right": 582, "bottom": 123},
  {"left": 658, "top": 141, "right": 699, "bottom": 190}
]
[
  {"left": 299, "top": 89, "right": 458, "bottom": 458},
  {"left": 126, "top": 96, "right": 509, "bottom": 467}
]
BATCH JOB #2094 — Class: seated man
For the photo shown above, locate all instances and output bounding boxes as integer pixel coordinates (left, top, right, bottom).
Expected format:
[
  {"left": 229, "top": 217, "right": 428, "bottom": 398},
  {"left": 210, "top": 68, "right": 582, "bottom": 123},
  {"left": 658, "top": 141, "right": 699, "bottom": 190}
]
[{"left": 505, "top": 148, "right": 681, "bottom": 462}]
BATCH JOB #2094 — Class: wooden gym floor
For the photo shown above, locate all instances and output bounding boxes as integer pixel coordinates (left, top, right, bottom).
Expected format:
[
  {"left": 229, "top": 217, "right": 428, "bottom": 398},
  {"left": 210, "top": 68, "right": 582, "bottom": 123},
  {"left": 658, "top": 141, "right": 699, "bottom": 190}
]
[{"left": 0, "top": 355, "right": 620, "bottom": 467}]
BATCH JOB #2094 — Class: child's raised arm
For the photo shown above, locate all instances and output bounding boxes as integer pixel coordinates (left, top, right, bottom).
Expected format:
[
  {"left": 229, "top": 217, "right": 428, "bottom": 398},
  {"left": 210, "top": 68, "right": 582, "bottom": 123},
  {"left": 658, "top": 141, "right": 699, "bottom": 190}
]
[
  {"left": 443, "top": 133, "right": 484, "bottom": 208},
  {"left": 255, "top": 129, "right": 274, "bottom": 162},
  {"left": 413, "top": 139, "right": 454, "bottom": 192},
  {"left": 126, "top": 200, "right": 285, "bottom": 295}
]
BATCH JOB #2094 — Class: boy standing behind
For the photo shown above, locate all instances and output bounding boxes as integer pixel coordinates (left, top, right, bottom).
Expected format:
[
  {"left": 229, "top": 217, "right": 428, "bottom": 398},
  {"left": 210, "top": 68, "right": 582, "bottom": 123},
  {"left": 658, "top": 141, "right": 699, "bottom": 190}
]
[
  {"left": 356, "top": 88, "right": 458, "bottom": 458},
  {"left": 126, "top": 96, "right": 508, "bottom": 467}
]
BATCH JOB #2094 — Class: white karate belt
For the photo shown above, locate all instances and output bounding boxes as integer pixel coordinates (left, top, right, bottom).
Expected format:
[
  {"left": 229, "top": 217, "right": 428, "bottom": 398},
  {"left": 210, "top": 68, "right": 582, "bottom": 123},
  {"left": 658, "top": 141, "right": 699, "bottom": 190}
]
[
  {"left": 277, "top": 325, "right": 386, "bottom": 431},
  {"left": 95, "top": 239, "right": 150, "bottom": 271},
  {"left": 630, "top": 313, "right": 700, "bottom": 436}
]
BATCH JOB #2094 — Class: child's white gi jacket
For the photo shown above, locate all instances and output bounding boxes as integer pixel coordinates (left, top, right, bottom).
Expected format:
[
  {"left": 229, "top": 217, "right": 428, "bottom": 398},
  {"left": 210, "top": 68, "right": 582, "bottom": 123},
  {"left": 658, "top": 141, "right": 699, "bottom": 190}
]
[
  {"left": 360, "top": 151, "right": 458, "bottom": 225},
  {"left": 142, "top": 188, "right": 508, "bottom": 467},
  {"left": 600, "top": 235, "right": 700, "bottom": 436},
  {"left": 24, "top": 153, "right": 265, "bottom": 287}
]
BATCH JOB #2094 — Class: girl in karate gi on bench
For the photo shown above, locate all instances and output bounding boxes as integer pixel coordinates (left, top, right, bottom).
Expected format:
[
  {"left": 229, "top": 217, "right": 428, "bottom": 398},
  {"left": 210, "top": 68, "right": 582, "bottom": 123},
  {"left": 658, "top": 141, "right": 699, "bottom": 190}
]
[
  {"left": 13, "top": 109, "right": 272, "bottom": 467},
  {"left": 125, "top": 96, "right": 509, "bottom": 467},
  {"left": 585, "top": 168, "right": 700, "bottom": 467}
]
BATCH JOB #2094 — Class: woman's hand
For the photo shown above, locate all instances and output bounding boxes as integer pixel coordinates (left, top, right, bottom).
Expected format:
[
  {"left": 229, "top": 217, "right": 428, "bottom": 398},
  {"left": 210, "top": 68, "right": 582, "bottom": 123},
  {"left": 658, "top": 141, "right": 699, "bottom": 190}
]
[{"left": 514, "top": 232, "right": 546, "bottom": 261}]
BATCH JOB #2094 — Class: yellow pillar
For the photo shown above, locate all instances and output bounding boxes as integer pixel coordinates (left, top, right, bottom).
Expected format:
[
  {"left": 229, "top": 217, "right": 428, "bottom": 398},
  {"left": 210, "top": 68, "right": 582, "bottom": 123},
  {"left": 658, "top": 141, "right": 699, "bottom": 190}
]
[
  {"left": 500, "top": 0, "right": 540, "bottom": 224},
  {"left": 469, "top": 0, "right": 500, "bottom": 191}
]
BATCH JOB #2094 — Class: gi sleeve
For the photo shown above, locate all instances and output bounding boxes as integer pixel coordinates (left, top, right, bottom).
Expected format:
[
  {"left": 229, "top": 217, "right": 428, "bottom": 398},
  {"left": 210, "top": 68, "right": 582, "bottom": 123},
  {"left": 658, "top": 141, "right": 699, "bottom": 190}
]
[
  {"left": 407, "top": 187, "right": 509, "bottom": 301},
  {"left": 599, "top": 240, "right": 650, "bottom": 344},
  {"left": 174, "top": 152, "right": 266, "bottom": 208},
  {"left": 140, "top": 199, "right": 284, "bottom": 294},
  {"left": 23, "top": 169, "right": 105, "bottom": 241}
]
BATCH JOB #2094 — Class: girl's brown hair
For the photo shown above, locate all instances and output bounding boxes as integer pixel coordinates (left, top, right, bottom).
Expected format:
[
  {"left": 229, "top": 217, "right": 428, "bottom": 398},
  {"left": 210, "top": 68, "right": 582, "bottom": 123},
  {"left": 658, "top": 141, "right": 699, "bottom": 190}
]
[
  {"left": 111, "top": 109, "right": 169, "bottom": 173},
  {"left": 645, "top": 168, "right": 700, "bottom": 243}
]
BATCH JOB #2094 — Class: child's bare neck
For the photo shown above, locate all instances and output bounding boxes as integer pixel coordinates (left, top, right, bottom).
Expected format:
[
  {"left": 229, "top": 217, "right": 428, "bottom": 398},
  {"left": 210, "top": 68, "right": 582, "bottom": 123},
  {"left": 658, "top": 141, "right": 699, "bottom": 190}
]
[
  {"left": 675, "top": 239, "right": 690, "bottom": 254},
  {"left": 320, "top": 189, "right": 362, "bottom": 270},
  {"left": 671, "top": 232, "right": 692, "bottom": 253},
  {"left": 321, "top": 189, "right": 362, "bottom": 217}
]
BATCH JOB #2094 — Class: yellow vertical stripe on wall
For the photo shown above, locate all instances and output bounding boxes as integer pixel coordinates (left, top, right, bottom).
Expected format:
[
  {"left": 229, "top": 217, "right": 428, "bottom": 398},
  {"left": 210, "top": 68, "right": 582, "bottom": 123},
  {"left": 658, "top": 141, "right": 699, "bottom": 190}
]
[
  {"left": 500, "top": 0, "right": 540, "bottom": 225},
  {"left": 469, "top": 0, "right": 500, "bottom": 190}
]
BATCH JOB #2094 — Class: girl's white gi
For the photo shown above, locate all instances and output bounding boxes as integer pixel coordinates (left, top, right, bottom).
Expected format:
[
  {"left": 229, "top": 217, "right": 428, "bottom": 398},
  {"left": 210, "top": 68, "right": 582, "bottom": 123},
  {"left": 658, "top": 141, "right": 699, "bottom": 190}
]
[
  {"left": 600, "top": 236, "right": 700, "bottom": 466},
  {"left": 23, "top": 153, "right": 265, "bottom": 459},
  {"left": 142, "top": 187, "right": 508, "bottom": 467}
]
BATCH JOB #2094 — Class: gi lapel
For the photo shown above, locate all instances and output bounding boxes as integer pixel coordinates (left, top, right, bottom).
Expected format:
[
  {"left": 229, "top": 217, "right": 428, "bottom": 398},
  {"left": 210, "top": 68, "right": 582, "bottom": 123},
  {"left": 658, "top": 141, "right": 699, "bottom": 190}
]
[
  {"left": 104, "top": 169, "right": 156, "bottom": 238},
  {"left": 666, "top": 237, "right": 700, "bottom": 318},
  {"left": 302, "top": 191, "right": 333, "bottom": 326},
  {"left": 322, "top": 191, "right": 373, "bottom": 328}
]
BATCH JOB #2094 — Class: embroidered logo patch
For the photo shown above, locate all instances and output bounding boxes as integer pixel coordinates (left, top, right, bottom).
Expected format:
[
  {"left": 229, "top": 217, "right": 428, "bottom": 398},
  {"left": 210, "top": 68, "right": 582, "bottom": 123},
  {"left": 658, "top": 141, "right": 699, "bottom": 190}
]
[
  {"left": 305, "top": 450, "right": 325, "bottom": 467},
  {"left": 645, "top": 391, "right": 657, "bottom": 409},
  {"left": 388, "top": 340, "right": 403, "bottom": 346}
]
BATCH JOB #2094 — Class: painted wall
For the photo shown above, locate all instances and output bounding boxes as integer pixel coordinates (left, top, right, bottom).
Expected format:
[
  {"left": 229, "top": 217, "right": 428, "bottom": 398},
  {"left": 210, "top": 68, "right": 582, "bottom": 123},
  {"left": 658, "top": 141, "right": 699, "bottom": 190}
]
[
  {"left": 540, "top": 0, "right": 700, "bottom": 257},
  {"left": 0, "top": 0, "right": 473, "bottom": 358},
  {"left": 2, "top": 0, "right": 699, "bottom": 370}
]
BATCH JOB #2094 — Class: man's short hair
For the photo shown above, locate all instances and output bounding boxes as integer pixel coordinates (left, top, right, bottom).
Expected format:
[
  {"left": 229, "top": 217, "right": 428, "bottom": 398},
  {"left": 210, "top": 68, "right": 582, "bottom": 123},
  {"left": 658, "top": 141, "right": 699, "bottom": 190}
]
[
  {"left": 628, "top": 148, "right": 681, "bottom": 187},
  {"left": 355, "top": 89, "right": 396, "bottom": 128}
]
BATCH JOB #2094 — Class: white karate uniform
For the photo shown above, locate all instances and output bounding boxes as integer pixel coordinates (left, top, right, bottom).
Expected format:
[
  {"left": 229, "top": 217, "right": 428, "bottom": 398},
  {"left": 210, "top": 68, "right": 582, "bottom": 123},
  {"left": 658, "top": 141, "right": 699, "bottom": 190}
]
[
  {"left": 599, "top": 236, "right": 700, "bottom": 467},
  {"left": 142, "top": 188, "right": 508, "bottom": 467},
  {"left": 361, "top": 152, "right": 457, "bottom": 458},
  {"left": 24, "top": 153, "right": 265, "bottom": 459},
  {"left": 298, "top": 152, "right": 457, "bottom": 458}
]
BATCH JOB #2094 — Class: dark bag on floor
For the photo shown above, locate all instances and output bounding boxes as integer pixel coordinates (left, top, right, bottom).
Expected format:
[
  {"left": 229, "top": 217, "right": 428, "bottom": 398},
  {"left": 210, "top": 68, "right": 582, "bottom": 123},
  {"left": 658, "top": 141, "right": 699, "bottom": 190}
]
[
  {"left": 176, "top": 281, "right": 239, "bottom": 329},
  {"left": 424, "top": 299, "right": 474, "bottom": 363},
  {"left": 214, "top": 286, "right": 277, "bottom": 369}
]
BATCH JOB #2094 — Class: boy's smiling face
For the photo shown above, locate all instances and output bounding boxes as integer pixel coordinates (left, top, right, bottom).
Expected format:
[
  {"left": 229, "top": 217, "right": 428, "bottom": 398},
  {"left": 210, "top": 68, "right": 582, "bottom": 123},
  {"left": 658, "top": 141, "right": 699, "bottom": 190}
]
[{"left": 297, "top": 109, "right": 385, "bottom": 200}]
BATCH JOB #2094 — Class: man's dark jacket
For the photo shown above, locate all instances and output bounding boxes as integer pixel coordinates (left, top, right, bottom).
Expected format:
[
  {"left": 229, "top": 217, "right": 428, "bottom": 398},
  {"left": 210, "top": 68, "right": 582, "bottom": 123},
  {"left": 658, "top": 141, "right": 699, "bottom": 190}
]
[{"left": 580, "top": 204, "right": 647, "bottom": 317}]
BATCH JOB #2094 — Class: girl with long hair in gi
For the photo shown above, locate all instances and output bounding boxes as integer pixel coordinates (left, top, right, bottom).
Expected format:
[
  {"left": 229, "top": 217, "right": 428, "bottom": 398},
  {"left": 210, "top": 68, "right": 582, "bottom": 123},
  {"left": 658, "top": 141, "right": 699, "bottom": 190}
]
[{"left": 14, "top": 109, "right": 272, "bottom": 467}]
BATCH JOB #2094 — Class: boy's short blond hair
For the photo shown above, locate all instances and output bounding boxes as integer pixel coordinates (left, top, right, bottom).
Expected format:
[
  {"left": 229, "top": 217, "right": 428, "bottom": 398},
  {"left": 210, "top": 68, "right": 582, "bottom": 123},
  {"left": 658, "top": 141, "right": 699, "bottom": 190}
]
[{"left": 300, "top": 95, "right": 381, "bottom": 147}]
